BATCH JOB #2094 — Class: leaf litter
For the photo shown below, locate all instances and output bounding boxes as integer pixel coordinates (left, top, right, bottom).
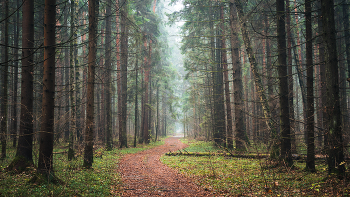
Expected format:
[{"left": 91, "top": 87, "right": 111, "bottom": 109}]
[{"left": 118, "top": 137, "right": 213, "bottom": 196}]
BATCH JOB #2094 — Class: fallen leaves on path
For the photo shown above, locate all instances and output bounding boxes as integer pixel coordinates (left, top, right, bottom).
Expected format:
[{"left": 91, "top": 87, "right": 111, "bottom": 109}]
[{"left": 118, "top": 137, "right": 213, "bottom": 196}]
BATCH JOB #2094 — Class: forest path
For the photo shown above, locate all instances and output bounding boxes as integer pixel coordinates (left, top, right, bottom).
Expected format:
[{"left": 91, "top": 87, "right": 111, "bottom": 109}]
[{"left": 118, "top": 137, "right": 212, "bottom": 196}]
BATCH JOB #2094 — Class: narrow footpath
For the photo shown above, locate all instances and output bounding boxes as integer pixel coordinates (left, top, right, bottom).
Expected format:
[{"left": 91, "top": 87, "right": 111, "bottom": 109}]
[{"left": 118, "top": 137, "right": 212, "bottom": 196}]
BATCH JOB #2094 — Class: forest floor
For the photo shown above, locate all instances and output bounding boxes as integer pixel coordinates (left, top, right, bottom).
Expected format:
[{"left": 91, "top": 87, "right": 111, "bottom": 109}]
[
  {"left": 1, "top": 137, "right": 349, "bottom": 196},
  {"left": 161, "top": 139, "right": 350, "bottom": 196},
  {"left": 118, "top": 137, "right": 213, "bottom": 196},
  {"left": 0, "top": 139, "right": 165, "bottom": 196}
]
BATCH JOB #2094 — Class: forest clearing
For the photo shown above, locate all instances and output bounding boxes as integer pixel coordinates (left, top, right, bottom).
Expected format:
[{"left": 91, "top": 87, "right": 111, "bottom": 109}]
[{"left": 1, "top": 0, "right": 350, "bottom": 196}]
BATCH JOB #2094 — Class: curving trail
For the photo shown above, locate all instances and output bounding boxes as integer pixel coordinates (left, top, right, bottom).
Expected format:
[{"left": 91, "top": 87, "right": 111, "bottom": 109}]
[{"left": 118, "top": 137, "right": 212, "bottom": 196}]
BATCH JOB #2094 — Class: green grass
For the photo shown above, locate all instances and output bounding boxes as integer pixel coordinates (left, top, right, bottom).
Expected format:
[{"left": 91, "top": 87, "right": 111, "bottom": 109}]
[
  {"left": 161, "top": 139, "right": 350, "bottom": 196},
  {"left": 180, "top": 139, "right": 221, "bottom": 153},
  {"left": 0, "top": 138, "right": 165, "bottom": 196}
]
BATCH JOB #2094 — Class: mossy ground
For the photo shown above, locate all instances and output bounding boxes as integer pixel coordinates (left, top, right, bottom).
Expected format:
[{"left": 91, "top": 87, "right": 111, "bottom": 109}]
[
  {"left": 161, "top": 139, "right": 350, "bottom": 196},
  {"left": 0, "top": 138, "right": 165, "bottom": 196}
]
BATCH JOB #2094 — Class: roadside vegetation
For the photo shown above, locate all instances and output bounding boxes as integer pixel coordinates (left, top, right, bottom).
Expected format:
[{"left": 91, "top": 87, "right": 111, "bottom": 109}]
[
  {"left": 161, "top": 139, "right": 350, "bottom": 196},
  {"left": 0, "top": 138, "right": 164, "bottom": 196}
]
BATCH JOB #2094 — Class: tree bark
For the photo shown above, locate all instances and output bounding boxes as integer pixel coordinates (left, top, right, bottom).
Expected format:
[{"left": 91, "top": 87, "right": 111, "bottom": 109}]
[
  {"left": 140, "top": 70, "right": 145, "bottom": 142},
  {"left": 209, "top": 3, "right": 216, "bottom": 141},
  {"left": 64, "top": 36, "right": 70, "bottom": 142},
  {"left": 286, "top": 0, "right": 296, "bottom": 154},
  {"left": 68, "top": 0, "right": 76, "bottom": 161},
  {"left": 1, "top": 0, "right": 9, "bottom": 158},
  {"left": 229, "top": 0, "right": 247, "bottom": 150},
  {"left": 155, "top": 84, "right": 159, "bottom": 142},
  {"left": 11, "top": 0, "right": 20, "bottom": 148},
  {"left": 149, "top": 73, "right": 153, "bottom": 137},
  {"left": 134, "top": 41, "right": 139, "bottom": 147},
  {"left": 12, "top": 0, "right": 35, "bottom": 166},
  {"left": 321, "top": 0, "right": 345, "bottom": 175},
  {"left": 38, "top": 0, "right": 56, "bottom": 174},
  {"left": 305, "top": 0, "right": 315, "bottom": 171},
  {"left": 342, "top": 0, "right": 350, "bottom": 146},
  {"left": 316, "top": 1, "right": 327, "bottom": 153},
  {"left": 120, "top": 0, "right": 128, "bottom": 148},
  {"left": 142, "top": 38, "right": 150, "bottom": 144},
  {"left": 221, "top": 5, "right": 233, "bottom": 149},
  {"left": 105, "top": 0, "right": 113, "bottom": 150},
  {"left": 84, "top": 0, "right": 97, "bottom": 168},
  {"left": 344, "top": 1, "right": 350, "bottom": 81},
  {"left": 277, "top": 0, "right": 292, "bottom": 165},
  {"left": 75, "top": 8, "right": 82, "bottom": 144},
  {"left": 213, "top": 3, "right": 226, "bottom": 147},
  {"left": 116, "top": 0, "right": 122, "bottom": 145}
]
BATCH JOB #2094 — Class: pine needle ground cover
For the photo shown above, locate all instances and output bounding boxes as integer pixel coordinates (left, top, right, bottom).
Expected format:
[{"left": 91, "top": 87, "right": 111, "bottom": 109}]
[
  {"left": 161, "top": 139, "right": 350, "bottom": 196},
  {"left": 0, "top": 139, "right": 164, "bottom": 196}
]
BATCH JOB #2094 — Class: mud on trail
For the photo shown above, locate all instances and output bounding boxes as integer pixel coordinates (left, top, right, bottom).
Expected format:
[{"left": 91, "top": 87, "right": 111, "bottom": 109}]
[{"left": 118, "top": 137, "right": 212, "bottom": 196}]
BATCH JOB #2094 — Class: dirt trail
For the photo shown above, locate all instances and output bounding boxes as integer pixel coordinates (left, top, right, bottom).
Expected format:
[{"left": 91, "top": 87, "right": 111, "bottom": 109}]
[{"left": 118, "top": 137, "right": 212, "bottom": 196}]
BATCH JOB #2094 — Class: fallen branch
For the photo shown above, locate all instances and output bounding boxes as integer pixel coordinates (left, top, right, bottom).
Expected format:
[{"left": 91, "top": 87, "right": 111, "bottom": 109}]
[
  {"left": 165, "top": 152, "right": 331, "bottom": 161},
  {"left": 165, "top": 152, "right": 268, "bottom": 159}
]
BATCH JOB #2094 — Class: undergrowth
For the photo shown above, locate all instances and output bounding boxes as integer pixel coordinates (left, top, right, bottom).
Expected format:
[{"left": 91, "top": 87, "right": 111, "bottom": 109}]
[
  {"left": 161, "top": 138, "right": 350, "bottom": 196},
  {"left": 0, "top": 138, "right": 165, "bottom": 196}
]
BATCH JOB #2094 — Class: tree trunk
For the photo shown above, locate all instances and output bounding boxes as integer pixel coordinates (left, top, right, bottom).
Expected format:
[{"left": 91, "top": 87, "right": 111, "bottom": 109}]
[
  {"left": 140, "top": 70, "right": 145, "bottom": 142},
  {"left": 213, "top": 3, "right": 226, "bottom": 147},
  {"left": 116, "top": 0, "right": 122, "bottom": 144},
  {"left": 81, "top": 22, "right": 87, "bottom": 143},
  {"left": 161, "top": 90, "right": 166, "bottom": 137},
  {"left": 305, "top": 0, "right": 315, "bottom": 171},
  {"left": 56, "top": 60, "right": 62, "bottom": 143},
  {"left": 209, "top": 3, "right": 216, "bottom": 140},
  {"left": 149, "top": 73, "right": 153, "bottom": 137},
  {"left": 11, "top": 0, "right": 35, "bottom": 168},
  {"left": 220, "top": 5, "right": 233, "bottom": 149},
  {"left": 83, "top": 0, "right": 97, "bottom": 168},
  {"left": 277, "top": 0, "right": 292, "bottom": 165},
  {"left": 316, "top": 1, "right": 327, "bottom": 153},
  {"left": 286, "top": 0, "right": 296, "bottom": 154},
  {"left": 344, "top": 1, "right": 350, "bottom": 81},
  {"left": 337, "top": 21, "right": 347, "bottom": 162},
  {"left": 33, "top": 0, "right": 45, "bottom": 145},
  {"left": 11, "top": 0, "right": 20, "bottom": 148},
  {"left": 134, "top": 41, "right": 139, "bottom": 147},
  {"left": 105, "top": 0, "right": 113, "bottom": 150},
  {"left": 229, "top": 0, "right": 247, "bottom": 150},
  {"left": 321, "top": 0, "right": 345, "bottom": 175},
  {"left": 120, "top": 0, "right": 128, "bottom": 148},
  {"left": 143, "top": 39, "right": 150, "bottom": 144},
  {"left": 68, "top": 0, "right": 76, "bottom": 161},
  {"left": 155, "top": 84, "right": 159, "bottom": 142},
  {"left": 1, "top": 0, "right": 9, "bottom": 158},
  {"left": 342, "top": 0, "right": 350, "bottom": 146},
  {"left": 96, "top": 80, "right": 101, "bottom": 141},
  {"left": 75, "top": 11, "right": 82, "bottom": 144},
  {"left": 64, "top": 40, "right": 70, "bottom": 142},
  {"left": 38, "top": 0, "right": 56, "bottom": 174}
]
